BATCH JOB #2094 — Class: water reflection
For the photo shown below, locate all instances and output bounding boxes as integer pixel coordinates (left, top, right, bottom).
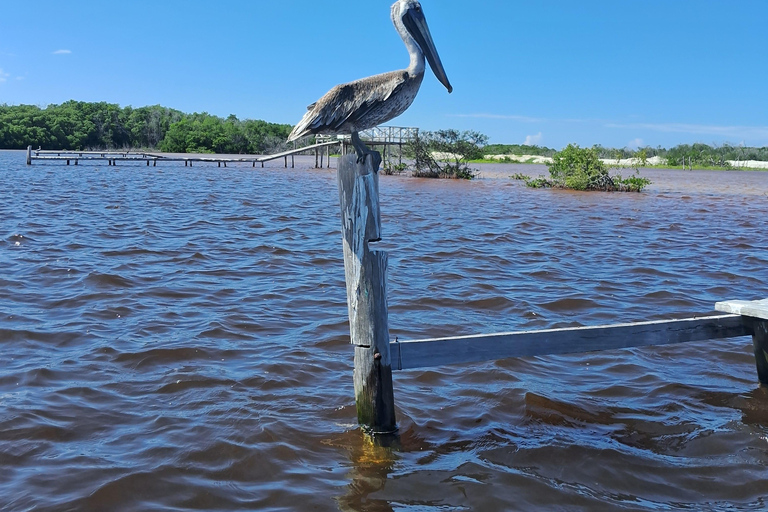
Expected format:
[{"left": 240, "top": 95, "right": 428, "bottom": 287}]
[{"left": 335, "top": 431, "right": 400, "bottom": 512}]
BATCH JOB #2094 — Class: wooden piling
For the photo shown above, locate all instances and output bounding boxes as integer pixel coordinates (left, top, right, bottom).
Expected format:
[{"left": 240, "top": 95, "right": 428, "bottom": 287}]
[
  {"left": 337, "top": 153, "right": 396, "bottom": 434},
  {"left": 26, "top": 146, "right": 32, "bottom": 165},
  {"left": 753, "top": 320, "right": 768, "bottom": 386},
  {"left": 716, "top": 299, "right": 768, "bottom": 386}
]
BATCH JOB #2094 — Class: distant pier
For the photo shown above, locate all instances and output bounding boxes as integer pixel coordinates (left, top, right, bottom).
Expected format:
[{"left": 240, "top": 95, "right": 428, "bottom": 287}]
[{"left": 25, "top": 126, "right": 418, "bottom": 169}]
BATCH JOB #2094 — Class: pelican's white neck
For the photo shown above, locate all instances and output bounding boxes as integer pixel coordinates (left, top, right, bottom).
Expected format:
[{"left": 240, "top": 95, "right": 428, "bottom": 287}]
[{"left": 393, "top": 7, "right": 425, "bottom": 76}]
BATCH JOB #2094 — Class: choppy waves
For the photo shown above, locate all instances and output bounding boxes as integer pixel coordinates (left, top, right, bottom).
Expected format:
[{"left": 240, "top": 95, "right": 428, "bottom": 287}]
[{"left": 1, "top": 152, "right": 767, "bottom": 511}]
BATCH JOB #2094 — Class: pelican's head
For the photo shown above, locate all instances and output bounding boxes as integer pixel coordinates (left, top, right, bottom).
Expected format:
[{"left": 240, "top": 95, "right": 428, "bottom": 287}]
[{"left": 392, "top": 0, "right": 453, "bottom": 93}]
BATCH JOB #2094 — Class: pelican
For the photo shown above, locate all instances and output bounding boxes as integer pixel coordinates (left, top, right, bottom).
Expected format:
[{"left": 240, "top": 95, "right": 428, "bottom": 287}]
[{"left": 287, "top": 0, "right": 452, "bottom": 165}]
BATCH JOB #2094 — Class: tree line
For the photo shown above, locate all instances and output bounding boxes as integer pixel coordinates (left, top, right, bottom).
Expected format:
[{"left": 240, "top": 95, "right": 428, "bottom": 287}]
[
  {"left": 0, "top": 101, "right": 293, "bottom": 154},
  {"left": 3, "top": 101, "right": 766, "bottom": 167},
  {"left": 568, "top": 143, "right": 768, "bottom": 167},
  {"left": 480, "top": 143, "right": 768, "bottom": 167}
]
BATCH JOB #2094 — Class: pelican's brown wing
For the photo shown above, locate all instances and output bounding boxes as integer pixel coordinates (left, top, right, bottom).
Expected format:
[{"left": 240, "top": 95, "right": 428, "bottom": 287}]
[{"left": 288, "top": 70, "right": 409, "bottom": 141}]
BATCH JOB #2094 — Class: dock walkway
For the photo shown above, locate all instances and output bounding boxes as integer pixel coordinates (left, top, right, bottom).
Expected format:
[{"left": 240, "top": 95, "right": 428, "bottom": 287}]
[
  {"left": 25, "top": 125, "right": 419, "bottom": 169},
  {"left": 27, "top": 141, "right": 341, "bottom": 169}
]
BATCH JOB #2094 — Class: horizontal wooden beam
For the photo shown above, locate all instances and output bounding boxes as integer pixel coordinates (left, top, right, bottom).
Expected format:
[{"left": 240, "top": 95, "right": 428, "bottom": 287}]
[
  {"left": 716, "top": 298, "right": 768, "bottom": 320},
  {"left": 390, "top": 314, "right": 752, "bottom": 371}
]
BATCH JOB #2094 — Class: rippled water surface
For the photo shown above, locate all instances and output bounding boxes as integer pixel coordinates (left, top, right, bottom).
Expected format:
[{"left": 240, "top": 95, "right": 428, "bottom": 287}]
[{"left": 1, "top": 150, "right": 767, "bottom": 511}]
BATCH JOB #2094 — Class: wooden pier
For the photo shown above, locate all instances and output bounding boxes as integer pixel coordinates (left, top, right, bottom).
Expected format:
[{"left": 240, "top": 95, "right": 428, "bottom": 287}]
[
  {"left": 26, "top": 141, "right": 342, "bottom": 169},
  {"left": 24, "top": 126, "right": 419, "bottom": 170}
]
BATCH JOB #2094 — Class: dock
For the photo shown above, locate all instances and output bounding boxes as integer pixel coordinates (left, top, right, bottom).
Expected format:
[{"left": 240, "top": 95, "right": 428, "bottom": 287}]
[
  {"left": 24, "top": 126, "right": 418, "bottom": 169},
  {"left": 26, "top": 141, "right": 341, "bottom": 169}
]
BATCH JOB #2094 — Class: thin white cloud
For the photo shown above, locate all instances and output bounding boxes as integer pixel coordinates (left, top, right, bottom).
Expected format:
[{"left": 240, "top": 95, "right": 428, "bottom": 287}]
[
  {"left": 450, "top": 113, "right": 546, "bottom": 123},
  {"left": 524, "top": 132, "right": 543, "bottom": 145},
  {"left": 0, "top": 68, "right": 9, "bottom": 82},
  {"left": 52, "top": 49, "right": 72, "bottom": 55},
  {"left": 627, "top": 138, "right": 644, "bottom": 149},
  {"left": 607, "top": 122, "right": 768, "bottom": 140}
]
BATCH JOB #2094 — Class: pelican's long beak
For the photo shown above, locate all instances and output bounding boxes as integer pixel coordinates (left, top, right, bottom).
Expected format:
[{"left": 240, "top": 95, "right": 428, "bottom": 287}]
[{"left": 403, "top": 6, "right": 453, "bottom": 93}]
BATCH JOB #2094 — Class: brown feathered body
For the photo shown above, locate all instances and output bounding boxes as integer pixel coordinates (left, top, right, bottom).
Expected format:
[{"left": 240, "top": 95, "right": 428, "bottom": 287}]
[{"left": 287, "top": 70, "right": 424, "bottom": 141}]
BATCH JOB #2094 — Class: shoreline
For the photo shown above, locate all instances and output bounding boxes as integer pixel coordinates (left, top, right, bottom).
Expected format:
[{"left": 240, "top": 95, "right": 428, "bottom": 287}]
[
  {"left": 480, "top": 153, "right": 768, "bottom": 171},
  {"left": 6, "top": 148, "right": 767, "bottom": 174}
]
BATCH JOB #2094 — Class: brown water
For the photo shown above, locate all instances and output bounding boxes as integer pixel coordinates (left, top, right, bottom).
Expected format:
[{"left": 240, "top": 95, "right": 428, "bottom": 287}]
[{"left": 1, "top": 150, "right": 767, "bottom": 511}]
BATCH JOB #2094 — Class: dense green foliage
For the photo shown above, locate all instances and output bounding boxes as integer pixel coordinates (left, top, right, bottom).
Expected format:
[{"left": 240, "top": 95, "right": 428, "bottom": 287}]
[
  {"left": 521, "top": 144, "right": 652, "bottom": 192},
  {"left": 0, "top": 101, "right": 292, "bottom": 154},
  {"left": 485, "top": 141, "right": 768, "bottom": 168},
  {"left": 406, "top": 129, "right": 488, "bottom": 179},
  {"left": 590, "top": 143, "right": 768, "bottom": 166},
  {"left": 483, "top": 144, "right": 556, "bottom": 157},
  {"left": 158, "top": 113, "right": 291, "bottom": 154}
]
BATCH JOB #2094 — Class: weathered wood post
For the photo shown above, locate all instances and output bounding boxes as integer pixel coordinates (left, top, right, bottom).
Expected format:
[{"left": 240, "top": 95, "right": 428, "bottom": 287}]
[
  {"left": 337, "top": 152, "right": 396, "bottom": 434},
  {"left": 753, "top": 320, "right": 768, "bottom": 386},
  {"left": 716, "top": 299, "right": 768, "bottom": 386},
  {"left": 26, "top": 146, "right": 32, "bottom": 165}
]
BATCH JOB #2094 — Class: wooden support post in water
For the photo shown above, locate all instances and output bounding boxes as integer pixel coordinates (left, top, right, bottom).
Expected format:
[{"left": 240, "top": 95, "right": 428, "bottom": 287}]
[
  {"left": 753, "top": 320, "right": 768, "bottom": 386},
  {"left": 717, "top": 299, "right": 768, "bottom": 386},
  {"left": 26, "top": 146, "right": 32, "bottom": 165},
  {"left": 315, "top": 148, "right": 319, "bottom": 169},
  {"left": 291, "top": 155, "right": 294, "bottom": 168},
  {"left": 337, "top": 152, "right": 396, "bottom": 434}
]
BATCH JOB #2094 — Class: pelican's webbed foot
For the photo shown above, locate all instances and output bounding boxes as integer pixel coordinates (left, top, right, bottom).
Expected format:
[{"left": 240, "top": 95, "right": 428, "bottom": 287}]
[{"left": 351, "top": 132, "right": 382, "bottom": 170}]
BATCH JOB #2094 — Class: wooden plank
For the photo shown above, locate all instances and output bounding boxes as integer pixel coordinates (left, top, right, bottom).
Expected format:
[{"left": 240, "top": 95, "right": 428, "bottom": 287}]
[
  {"left": 337, "top": 152, "right": 396, "bottom": 434},
  {"left": 715, "top": 298, "right": 768, "bottom": 320},
  {"left": 256, "top": 141, "right": 340, "bottom": 163},
  {"left": 390, "top": 314, "right": 751, "bottom": 371}
]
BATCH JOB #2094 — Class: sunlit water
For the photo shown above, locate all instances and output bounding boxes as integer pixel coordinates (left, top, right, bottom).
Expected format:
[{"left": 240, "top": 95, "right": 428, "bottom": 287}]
[{"left": 1, "top": 150, "right": 767, "bottom": 511}]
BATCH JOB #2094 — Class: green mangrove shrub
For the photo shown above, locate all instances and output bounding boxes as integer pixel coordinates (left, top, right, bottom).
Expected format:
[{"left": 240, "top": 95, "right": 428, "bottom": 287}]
[
  {"left": 518, "top": 144, "right": 651, "bottom": 192},
  {"left": 406, "top": 129, "right": 487, "bottom": 179}
]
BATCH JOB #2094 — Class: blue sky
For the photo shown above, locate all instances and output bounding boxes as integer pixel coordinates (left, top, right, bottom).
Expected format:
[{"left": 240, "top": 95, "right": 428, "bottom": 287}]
[{"left": 1, "top": 0, "right": 766, "bottom": 149}]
